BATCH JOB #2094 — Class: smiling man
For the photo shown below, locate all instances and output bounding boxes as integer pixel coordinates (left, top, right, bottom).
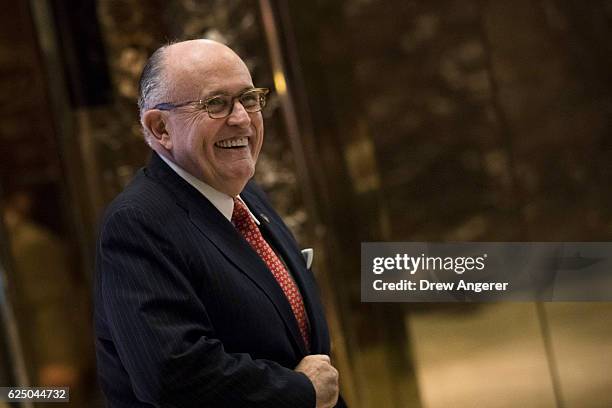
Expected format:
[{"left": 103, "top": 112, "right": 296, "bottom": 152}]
[{"left": 94, "top": 40, "right": 344, "bottom": 408}]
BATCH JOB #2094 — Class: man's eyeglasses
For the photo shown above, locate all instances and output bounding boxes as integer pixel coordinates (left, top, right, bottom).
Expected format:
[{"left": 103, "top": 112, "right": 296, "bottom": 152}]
[{"left": 152, "top": 88, "right": 270, "bottom": 119}]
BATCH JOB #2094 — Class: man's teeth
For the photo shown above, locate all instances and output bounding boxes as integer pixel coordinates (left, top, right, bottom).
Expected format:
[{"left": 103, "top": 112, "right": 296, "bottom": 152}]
[{"left": 215, "top": 137, "right": 249, "bottom": 148}]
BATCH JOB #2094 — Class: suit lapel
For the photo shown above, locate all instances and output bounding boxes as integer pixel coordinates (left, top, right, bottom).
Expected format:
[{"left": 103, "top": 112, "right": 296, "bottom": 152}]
[
  {"left": 241, "top": 187, "right": 327, "bottom": 354},
  {"left": 145, "top": 153, "right": 308, "bottom": 356}
]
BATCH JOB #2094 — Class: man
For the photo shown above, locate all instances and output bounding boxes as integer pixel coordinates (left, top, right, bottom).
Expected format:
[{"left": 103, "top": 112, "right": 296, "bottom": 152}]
[{"left": 94, "top": 39, "right": 344, "bottom": 407}]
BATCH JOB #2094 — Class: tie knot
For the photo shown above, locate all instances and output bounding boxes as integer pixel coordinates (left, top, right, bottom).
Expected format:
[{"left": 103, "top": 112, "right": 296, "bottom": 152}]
[{"left": 231, "top": 197, "right": 251, "bottom": 225}]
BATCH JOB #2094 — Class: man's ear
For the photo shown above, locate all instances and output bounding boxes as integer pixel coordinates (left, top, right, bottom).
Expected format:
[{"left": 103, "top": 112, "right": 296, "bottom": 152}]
[{"left": 142, "top": 110, "right": 172, "bottom": 149}]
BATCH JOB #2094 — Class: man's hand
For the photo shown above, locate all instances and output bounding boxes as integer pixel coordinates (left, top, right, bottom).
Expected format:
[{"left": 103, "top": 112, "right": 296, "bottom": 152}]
[{"left": 295, "top": 354, "right": 339, "bottom": 408}]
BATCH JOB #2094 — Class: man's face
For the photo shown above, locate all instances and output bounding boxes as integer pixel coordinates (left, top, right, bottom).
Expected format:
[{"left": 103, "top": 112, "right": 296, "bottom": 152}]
[{"left": 162, "top": 46, "right": 264, "bottom": 196}]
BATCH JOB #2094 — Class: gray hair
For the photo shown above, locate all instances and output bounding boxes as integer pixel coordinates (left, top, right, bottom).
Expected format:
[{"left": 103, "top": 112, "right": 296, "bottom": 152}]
[{"left": 138, "top": 45, "right": 170, "bottom": 141}]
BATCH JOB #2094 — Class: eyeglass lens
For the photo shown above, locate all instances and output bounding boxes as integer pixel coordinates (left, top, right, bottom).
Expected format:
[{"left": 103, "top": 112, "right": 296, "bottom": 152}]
[{"left": 207, "top": 90, "right": 266, "bottom": 118}]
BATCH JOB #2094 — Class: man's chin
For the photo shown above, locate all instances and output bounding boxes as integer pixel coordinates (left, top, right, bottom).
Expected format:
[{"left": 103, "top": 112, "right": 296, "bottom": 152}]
[{"left": 217, "top": 167, "right": 255, "bottom": 195}]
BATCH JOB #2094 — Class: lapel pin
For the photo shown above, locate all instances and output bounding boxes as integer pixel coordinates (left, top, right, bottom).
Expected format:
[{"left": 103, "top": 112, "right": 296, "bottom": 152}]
[{"left": 260, "top": 213, "right": 270, "bottom": 223}]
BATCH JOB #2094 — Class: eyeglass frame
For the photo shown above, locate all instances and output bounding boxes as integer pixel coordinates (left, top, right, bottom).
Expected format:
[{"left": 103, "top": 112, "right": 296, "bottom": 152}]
[{"left": 151, "top": 87, "right": 270, "bottom": 119}]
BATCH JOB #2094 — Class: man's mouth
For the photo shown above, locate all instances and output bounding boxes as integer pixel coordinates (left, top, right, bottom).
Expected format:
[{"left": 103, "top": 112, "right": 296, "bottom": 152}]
[{"left": 215, "top": 137, "right": 249, "bottom": 149}]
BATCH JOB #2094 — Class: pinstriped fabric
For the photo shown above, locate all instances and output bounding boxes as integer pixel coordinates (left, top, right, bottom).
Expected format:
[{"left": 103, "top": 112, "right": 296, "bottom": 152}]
[
  {"left": 97, "top": 205, "right": 316, "bottom": 407},
  {"left": 232, "top": 198, "right": 311, "bottom": 351},
  {"left": 93, "top": 155, "right": 344, "bottom": 406}
]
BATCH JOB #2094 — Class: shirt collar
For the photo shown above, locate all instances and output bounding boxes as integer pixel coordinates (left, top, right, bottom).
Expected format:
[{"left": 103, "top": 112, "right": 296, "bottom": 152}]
[{"left": 159, "top": 153, "right": 260, "bottom": 224}]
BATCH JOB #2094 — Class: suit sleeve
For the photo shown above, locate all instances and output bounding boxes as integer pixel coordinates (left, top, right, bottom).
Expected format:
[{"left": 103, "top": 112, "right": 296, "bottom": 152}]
[{"left": 97, "top": 206, "right": 315, "bottom": 407}]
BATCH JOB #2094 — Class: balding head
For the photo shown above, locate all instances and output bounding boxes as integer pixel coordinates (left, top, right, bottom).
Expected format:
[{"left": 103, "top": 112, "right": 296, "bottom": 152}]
[
  {"left": 163, "top": 40, "right": 250, "bottom": 103},
  {"left": 138, "top": 40, "right": 250, "bottom": 136}
]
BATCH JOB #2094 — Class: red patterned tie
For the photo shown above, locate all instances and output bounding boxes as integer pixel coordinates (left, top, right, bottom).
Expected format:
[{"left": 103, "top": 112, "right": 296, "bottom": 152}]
[{"left": 232, "top": 197, "right": 310, "bottom": 351}]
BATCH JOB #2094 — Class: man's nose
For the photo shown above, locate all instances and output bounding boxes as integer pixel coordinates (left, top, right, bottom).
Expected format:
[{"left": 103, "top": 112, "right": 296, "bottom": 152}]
[{"left": 226, "top": 100, "right": 251, "bottom": 127}]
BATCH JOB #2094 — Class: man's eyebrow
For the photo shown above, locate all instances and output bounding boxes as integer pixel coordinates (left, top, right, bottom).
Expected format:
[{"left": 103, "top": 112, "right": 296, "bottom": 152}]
[{"left": 201, "top": 86, "right": 255, "bottom": 99}]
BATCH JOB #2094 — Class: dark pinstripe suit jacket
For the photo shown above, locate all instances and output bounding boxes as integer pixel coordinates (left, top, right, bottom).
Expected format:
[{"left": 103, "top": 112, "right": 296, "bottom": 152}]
[{"left": 95, "top": 153, "right": 345, "bottom": 407}]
